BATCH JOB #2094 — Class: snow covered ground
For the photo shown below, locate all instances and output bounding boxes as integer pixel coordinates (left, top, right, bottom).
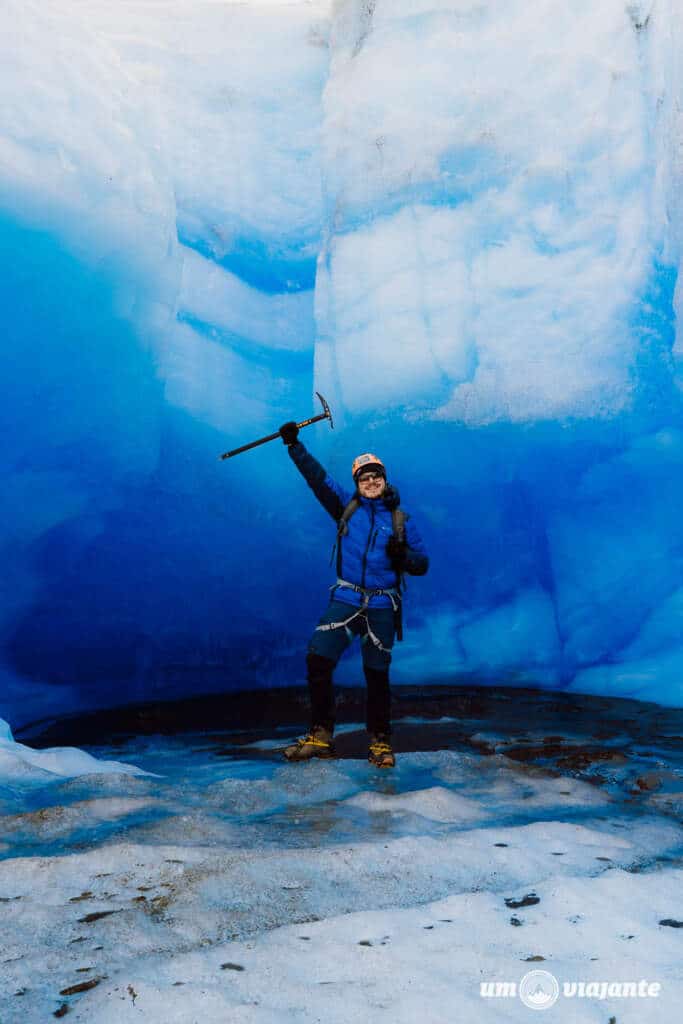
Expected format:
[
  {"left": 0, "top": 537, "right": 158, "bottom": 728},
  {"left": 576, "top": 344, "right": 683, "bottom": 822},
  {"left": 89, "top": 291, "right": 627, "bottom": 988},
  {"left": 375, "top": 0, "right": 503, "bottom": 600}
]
[{"left": 2, "top": 698, "right": 682, "bottom": 1022}]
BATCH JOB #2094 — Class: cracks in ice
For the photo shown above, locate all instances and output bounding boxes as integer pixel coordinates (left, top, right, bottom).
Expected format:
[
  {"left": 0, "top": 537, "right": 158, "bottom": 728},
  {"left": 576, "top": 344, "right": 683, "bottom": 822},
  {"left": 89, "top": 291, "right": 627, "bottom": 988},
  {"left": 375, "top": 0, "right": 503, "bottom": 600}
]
[
  {"left": 351, "top": 0, "right": 377, "bottom": 59},
  {"left": 626, "top": 2, "right": 653, "bottom": 32}
]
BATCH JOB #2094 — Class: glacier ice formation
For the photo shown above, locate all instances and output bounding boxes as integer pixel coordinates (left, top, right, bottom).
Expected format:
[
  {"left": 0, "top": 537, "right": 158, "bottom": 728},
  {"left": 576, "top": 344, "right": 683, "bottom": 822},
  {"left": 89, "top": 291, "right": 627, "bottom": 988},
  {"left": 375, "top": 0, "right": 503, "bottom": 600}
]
[{"left": 1, "top": 0, "right": 683, "bottom": 729}]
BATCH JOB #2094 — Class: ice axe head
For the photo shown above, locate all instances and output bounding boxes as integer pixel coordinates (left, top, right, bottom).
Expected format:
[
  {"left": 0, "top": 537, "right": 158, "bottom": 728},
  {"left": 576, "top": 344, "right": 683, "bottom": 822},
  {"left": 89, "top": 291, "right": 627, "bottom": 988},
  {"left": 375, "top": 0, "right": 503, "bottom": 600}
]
[{"left": 316, "top": 391, "right": 334, "bottom": 430}]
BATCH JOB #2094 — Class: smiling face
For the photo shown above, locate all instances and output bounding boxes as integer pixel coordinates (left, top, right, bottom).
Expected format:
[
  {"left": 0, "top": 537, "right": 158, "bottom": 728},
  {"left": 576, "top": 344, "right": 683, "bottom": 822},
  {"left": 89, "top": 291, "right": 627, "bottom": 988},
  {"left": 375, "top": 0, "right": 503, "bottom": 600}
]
[{"left": 356, "top": 469, "right": 387, "bottom": 500}]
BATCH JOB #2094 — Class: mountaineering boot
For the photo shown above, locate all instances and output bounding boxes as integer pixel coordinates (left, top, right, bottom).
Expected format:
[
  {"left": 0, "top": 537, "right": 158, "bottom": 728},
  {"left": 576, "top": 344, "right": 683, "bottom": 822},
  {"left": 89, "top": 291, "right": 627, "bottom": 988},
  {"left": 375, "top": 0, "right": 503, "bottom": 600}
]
[
  {"left": 283, "top": 725, "right": 335, "bottom": 762},
  {"left": 368, "top": 734, "right": 395, "bottom": 769}
]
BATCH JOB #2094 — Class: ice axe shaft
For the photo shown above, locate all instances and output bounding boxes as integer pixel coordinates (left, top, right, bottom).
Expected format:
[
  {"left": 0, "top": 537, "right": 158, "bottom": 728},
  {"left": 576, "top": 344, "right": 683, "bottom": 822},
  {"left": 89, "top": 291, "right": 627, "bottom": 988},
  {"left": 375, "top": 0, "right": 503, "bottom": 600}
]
[{"left": 219, "top": 392, "right": 333, "bottom": 461}]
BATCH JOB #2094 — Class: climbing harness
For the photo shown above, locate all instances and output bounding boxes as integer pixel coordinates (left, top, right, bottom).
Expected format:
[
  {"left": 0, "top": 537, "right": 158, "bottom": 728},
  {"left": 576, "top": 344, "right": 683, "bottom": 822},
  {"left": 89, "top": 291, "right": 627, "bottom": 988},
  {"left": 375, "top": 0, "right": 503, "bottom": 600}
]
[{"left": 315, "top": 579, "right": 401, "bottom": 652}]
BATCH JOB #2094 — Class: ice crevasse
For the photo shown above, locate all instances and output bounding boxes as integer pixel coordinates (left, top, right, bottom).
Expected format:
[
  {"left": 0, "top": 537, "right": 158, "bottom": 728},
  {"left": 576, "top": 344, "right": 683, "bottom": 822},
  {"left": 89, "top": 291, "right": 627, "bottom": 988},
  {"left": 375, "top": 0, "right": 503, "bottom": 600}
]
[{"left": 1, "top": 0, "right": 683, "bottom": 732}]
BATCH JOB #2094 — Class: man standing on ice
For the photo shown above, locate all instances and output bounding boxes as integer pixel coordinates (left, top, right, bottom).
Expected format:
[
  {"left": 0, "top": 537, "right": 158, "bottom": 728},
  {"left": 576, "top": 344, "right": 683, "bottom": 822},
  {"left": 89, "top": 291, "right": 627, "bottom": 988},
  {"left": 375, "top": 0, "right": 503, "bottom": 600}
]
[{"left": 278, "top": 421, "right": 429, "bottom": 768}]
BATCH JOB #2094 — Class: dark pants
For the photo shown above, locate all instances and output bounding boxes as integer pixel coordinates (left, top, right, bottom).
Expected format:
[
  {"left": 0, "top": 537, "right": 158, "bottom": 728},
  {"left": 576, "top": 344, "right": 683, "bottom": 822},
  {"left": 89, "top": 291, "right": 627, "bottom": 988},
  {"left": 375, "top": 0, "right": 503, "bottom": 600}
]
[{"left": 306, "top": 599, "right": 395, "bottom": 737}]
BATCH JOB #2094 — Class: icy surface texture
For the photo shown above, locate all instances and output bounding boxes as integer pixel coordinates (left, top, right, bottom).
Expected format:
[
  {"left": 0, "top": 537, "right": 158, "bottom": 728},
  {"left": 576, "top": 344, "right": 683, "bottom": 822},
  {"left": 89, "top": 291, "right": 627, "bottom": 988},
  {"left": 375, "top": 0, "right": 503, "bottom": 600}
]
[
  {"left": 317, "top": 0, "right": 678, "bottom": 422},
  {"left": 0, "top": 718, "right": 149, "bottom": 784},
  {"left": 1, "top": 718, "right": 682, "bottom": 1021},
  {"left": 1, "top": 0, "right": 683, "bottom": 726}
]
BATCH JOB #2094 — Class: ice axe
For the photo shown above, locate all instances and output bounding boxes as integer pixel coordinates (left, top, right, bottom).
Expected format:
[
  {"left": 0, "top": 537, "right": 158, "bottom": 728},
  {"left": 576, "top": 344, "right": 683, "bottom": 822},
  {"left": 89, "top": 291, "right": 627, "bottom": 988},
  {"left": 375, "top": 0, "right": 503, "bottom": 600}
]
[{"left": 219, "top": 392, "right": 334, "bottom": 461}]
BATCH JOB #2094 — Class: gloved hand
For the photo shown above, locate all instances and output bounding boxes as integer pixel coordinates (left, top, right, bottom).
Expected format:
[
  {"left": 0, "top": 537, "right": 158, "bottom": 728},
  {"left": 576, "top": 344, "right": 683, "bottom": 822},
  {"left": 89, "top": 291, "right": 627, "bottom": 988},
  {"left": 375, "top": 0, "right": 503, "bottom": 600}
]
[
  {"left": 279, "top": 421, "right": 299, "bottom": 446},
  {"left": 386, "top": 535, "right": 408, "bottom": 568}
]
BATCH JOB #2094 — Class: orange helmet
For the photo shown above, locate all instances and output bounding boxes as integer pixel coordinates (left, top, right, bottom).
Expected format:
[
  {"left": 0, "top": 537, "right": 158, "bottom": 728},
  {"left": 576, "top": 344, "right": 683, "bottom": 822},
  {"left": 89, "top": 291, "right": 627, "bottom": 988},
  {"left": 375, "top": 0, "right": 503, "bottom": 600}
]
[{"left": 352, "top": 452, "right": 386, "bottom": 481}]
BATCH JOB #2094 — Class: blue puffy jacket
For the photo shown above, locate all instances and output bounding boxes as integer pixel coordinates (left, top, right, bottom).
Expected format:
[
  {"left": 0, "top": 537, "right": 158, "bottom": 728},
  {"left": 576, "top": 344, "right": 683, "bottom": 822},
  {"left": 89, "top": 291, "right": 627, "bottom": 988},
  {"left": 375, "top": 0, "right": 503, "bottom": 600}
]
[{"left": 289, "top": 441, "right": 429, "bottom": 609}]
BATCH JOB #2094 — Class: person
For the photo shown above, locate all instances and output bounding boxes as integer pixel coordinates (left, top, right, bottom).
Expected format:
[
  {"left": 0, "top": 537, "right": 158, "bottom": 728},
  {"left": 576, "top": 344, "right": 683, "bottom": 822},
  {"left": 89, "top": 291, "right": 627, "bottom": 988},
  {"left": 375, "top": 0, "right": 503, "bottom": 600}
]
[{"left": 278, "top": 420, "right": 429, "bottom": 768}]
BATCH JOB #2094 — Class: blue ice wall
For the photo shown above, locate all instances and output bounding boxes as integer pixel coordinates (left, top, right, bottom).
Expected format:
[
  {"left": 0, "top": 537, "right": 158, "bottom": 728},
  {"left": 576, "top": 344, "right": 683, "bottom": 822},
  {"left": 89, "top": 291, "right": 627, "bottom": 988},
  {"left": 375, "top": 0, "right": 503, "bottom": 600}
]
[
  {"left": 0, "top": 213, "right": 320, "bottom": 719},
  {"left": 1, "top": 210, "right": 682, "bottom": 727},
  {"left": 1, "top": 0, "right": 683, "bottom": 728}
]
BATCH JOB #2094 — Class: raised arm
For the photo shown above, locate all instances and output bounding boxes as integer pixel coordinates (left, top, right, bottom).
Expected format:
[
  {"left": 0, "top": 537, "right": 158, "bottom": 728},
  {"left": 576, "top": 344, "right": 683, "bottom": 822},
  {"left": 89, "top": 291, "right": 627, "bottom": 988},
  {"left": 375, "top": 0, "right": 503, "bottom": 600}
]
[{"left": 280, "top": 423, "right": 352, "bottom": 521}]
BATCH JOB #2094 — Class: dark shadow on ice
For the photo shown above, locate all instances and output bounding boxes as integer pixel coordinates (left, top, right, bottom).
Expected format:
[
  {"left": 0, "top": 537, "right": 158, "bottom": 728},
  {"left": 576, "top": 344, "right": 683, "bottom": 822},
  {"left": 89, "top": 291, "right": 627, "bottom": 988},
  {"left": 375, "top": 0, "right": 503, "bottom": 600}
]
[{"left": 17, "top": 682, "right": 683, "bottom": 763}]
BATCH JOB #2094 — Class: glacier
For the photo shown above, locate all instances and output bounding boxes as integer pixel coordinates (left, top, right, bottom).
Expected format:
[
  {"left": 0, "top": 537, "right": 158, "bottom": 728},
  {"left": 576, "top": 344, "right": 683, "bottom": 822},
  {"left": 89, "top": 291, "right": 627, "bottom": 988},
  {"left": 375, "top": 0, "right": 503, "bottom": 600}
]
[
  {"left": 1, "top": 0, "right": 683, "bottom": 735},
  {"left": 4, "top": 8, "right": 683, "bottom": 1022}
]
